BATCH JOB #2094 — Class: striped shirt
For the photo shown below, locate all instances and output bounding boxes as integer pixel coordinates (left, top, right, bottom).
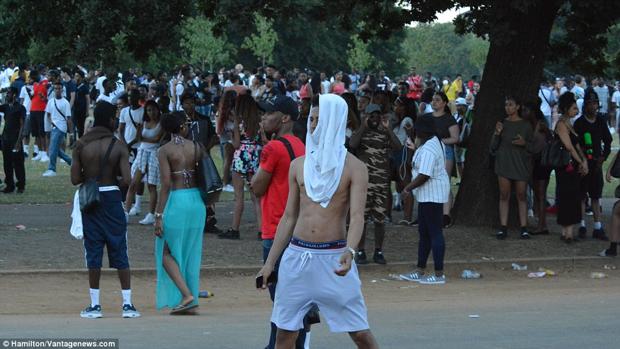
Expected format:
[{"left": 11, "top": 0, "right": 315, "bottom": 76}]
[{"left": 411, "top": 136, "right": 450, "bottom": 203}]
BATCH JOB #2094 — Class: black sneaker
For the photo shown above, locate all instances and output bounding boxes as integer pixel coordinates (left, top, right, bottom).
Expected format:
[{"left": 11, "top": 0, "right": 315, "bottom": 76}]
[
  {"left": 16, "top": 188, "right": 24, "bottom": 194},
  {"left": 520, "top": 231, "right": 531, "bottom": 239},
  {"left": 218, "top": 228, "right": 240, "bottom": 240},
  {"left": 2, "top": 186, "right": 15, "bottom": 194},
  {"left": 598, "top": 248, "right": 617, "bottom": 257},
  {"left": 373, "top": 250, "right": 387, "bottom": 264},
  {"left": 578, "top": 226, "right": 587, "bottom": 240},
  {"left": 496, "top": 230, "right": 507, "bottom": 240},
  {"left": 443, "top": 215, "right": 452, "bottom": 229},
  {"left": 585, "top": 206, "right": 593, "bottom": 216},
  {"left": 355, "top": 250, "right": 368, "bottom": 265},
  {"left": 593, "top": 229, "right": 609, "bottom": 241}
]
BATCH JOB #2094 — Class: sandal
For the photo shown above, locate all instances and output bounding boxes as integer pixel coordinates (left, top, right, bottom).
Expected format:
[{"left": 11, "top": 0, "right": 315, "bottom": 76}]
[{"left": 170, "top": 299, "right": 198, "bottom": 315}]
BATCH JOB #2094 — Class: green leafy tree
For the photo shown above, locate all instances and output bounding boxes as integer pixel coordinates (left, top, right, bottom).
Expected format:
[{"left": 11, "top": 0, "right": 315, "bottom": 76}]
[
  {"left": 243, "top": 13, "right": 278, "bottom": 66},
  {"left": 180, "top": 15, "right": 234, "bottom": 71},
  {"left": 347, "top": 34, "right": 374, "bottom": 72}
]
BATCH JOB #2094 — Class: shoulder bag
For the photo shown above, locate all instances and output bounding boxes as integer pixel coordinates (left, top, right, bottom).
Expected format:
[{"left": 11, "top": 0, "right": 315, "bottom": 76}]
[
  {"left": 79, "top": 138, "right": 117, "bottom": 213},
  {"left": 540, "top": 133, "right": 570, "bottom": 169},
  {"left": 194, "top": 141, "right": 223, "bottom": 205}
]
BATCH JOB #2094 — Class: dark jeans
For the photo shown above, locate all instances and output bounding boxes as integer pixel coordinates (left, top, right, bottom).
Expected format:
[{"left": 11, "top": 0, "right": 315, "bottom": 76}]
[
  {"left": 73, "top": 108, "right": 88, "bottom": 138},
  {"left": 417, "top": 202, "right": 445, "bottom": 271},
  {"left": 262, "top": 239, "right": 307, "bottom": 349},
  {"left": 2, "top": 145, "right": 25, "bottom": 190}
]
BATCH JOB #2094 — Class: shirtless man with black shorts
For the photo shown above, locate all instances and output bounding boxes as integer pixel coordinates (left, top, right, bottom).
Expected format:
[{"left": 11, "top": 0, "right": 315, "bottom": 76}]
[{"left": 258, "top": 94, "right": 379, "bottom": 349}]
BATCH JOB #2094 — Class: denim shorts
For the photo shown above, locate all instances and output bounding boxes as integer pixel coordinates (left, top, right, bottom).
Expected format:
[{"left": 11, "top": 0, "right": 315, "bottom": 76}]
[{"left": 444, "top": 144, "right": 456, "bottom": 162}]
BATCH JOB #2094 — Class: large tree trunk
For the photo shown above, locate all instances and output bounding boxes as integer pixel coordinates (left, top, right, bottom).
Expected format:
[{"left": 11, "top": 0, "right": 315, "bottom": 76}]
[{"left": 453, "top": 1, "right": 563, "bottom": 227}]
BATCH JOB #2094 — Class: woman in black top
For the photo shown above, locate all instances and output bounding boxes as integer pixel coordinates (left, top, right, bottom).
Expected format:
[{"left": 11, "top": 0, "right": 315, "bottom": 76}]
[{"left": 555, "top": 93, "right": 588, "bottom": 242}]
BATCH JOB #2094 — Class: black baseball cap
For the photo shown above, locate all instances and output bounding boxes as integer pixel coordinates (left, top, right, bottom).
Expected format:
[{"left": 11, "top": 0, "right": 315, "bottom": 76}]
[{"left": 258, "top": 95, "right": 299, "bottom": 120}]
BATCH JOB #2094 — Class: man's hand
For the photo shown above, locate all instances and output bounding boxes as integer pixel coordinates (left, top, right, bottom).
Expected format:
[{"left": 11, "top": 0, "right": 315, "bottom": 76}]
[
  {"left": 334, "top": 250, "right": 353, "bottom": 277},
  {"left": 257, "top": 263, "right": 275, "bottom": 289},
  {"left": 401, "top": 189, "right": 411, "bottom": 201}
]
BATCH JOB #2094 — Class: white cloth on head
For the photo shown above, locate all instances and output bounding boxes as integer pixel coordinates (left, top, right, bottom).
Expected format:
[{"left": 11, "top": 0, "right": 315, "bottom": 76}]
[{"left": 304, "top": 94, "right": 348, "bottom": 208}]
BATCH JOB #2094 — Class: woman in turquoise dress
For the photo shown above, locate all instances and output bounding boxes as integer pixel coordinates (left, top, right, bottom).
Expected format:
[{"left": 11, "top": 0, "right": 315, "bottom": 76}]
[{"left": 154, "top": 111, "right": 206, "bottom": 314}]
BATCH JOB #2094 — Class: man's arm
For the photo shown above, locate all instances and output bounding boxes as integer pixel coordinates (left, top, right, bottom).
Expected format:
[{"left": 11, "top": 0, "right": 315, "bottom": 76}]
[
  {"left": 70, "top": 147, "right": 83, "bottom": 185},
  {"left": 345, "top": 160, "right": 368, "bottom": 252},
  {"left": 262, "top": 159, "right": 301, "bottom": 269},
  {"left": 348, "top": 119, "right": 366, "bottom": 149},
  {"left": 251, "top": 167, "right": 272, "bottom": 198},
  {"left": 118, "top": 144, "right": 131, "bottom": 188}
]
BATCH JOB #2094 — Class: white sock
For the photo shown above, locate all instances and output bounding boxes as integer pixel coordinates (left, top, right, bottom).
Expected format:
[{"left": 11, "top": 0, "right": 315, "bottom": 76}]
[
  {"left": 90, "top": 288, "right": 100, "bottom": 307},
  {"left": 122, "top": 289, "right": 132, "bottom": 305},
  {"left": 594, "top": 221, "right": 602, "bottom": 230},
  {"left": 135, "top": 195, "right": 143, "bottom": 207},
  {"left": 580, "top": 220, "right": 586, "bottom": 227},
  {"left": 304, "top": 332, "right": 311, "bottom": 349},
  {"left": 34, "top": 145, "right": 39, "bottom": 153}
]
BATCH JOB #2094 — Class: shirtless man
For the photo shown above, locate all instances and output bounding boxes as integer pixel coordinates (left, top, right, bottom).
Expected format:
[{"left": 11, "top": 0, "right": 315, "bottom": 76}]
[
  {"left": 71, "top": 101, "right": 140, "bottom": 319},
  {"left": 258, "top": 94, "right": 379, "bottom": 349}
]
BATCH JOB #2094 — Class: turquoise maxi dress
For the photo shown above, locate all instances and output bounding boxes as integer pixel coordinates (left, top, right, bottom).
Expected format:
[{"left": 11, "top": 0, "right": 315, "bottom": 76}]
[{"left": 155, "top": 188, "right": 206, "bottom": 309}]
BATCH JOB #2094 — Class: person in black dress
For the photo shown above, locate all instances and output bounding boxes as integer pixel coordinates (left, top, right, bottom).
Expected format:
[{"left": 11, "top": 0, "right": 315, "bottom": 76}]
[{"left": 555, "top": 93, "right": 588, "bottom": 242}]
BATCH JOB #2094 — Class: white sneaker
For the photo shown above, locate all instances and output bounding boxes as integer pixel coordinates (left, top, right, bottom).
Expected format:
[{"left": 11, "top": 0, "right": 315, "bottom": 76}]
[
  {"left": 42, "top": 170, "right": 57, "bottom": 177},
  {"left": 223, "top": 184, "right": 234, "bottom": 193},
  {"left": 528, "top": 209, "right": 534, "bottom": 218},
  {"left": 139, "top": 213, "right": 156, "bottom": 225},
  {"left": 399, "top": 271, "right": 423, "bottom": 282},
  {"left": 39, "top": 154, "right": 49, "bottom": 162},
  {"left": 128, "top": 205, "right": 141, "bottom": 216},
  {"left": 32, "top": 153, "right": 42, "bottom": 161},
  {"left": 419, "top": 274, "right": 446, "bottom": 285}
]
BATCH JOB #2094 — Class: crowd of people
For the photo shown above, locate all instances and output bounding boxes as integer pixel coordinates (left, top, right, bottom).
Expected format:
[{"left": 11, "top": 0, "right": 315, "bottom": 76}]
[{"left": 1, "top": 58, "right": 620, "bottom": 347}]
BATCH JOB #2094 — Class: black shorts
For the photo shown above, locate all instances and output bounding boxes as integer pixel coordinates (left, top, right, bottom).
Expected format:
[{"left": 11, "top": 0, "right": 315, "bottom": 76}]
[
  {"left": 581, "top": 163, "right": 604, "bottom": 200},
  {"left": 30, "top": 111, "right": 45, "bottom": 138}
]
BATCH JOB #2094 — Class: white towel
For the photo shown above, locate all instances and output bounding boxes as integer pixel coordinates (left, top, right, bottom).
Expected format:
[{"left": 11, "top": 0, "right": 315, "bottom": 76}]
[
  {"left": 304, "top": 94, "right": 348, "bottom": 208},
  {"left": 70, "top": 190, "right": 83, "bottom": 239}
]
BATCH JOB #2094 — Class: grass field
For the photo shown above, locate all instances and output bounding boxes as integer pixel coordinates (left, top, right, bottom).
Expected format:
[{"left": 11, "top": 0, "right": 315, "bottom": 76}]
[
  {"left": 1, "top": 140, "right": 619, "bottom": 205},
  {"left": 0, "top": 145, "right": 238, "bottom": 205}
]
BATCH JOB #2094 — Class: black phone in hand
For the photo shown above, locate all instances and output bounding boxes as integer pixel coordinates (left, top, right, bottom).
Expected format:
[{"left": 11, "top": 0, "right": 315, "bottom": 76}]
[{"left": 256, "top": 273, "right": 277, "bottom": 288}]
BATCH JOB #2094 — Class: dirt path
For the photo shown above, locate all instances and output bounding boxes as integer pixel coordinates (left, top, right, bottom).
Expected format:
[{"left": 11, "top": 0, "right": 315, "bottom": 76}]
[{"left": 1, "top": 199, "right": 615, "bottom": 270}]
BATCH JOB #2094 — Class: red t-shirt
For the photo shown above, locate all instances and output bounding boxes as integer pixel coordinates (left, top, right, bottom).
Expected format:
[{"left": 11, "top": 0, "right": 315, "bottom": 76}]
[
  {"left": 30, "top": 79, "right": 49, "bottom": 112},
  {"left": 260, "top": 134, "right": 305, "bottom": 239}
]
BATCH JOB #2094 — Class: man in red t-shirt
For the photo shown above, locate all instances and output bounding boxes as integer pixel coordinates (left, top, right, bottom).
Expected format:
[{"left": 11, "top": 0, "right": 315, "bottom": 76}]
[
  {"left": 406, "top": 66, "right": 423, "bottom": 101},
  {"left": 251, "top": 95, "right": 307, "bottom": 349},
  {"left": 29, "top": 69, "right": 49, "bottom": 161}
]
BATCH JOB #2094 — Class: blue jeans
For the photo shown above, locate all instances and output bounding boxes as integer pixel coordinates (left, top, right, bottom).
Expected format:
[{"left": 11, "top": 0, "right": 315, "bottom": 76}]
[
  {"left": 417, "top": 202, "right": 445, "bottom": 271},
  {"left": 262, "top": 239, "right": 307, "bottom": 349},
  {"left": 48, "top": 127, "right": 72, "bottom": 172}
]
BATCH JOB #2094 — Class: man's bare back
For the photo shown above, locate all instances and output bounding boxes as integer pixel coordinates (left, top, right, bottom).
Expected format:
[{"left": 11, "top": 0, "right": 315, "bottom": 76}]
[
  {"left": 291, "top": 153, "right": 368, "bottom": 243},
  {"left": 71, "top": 137, "right": 130, "bottom": 187}
]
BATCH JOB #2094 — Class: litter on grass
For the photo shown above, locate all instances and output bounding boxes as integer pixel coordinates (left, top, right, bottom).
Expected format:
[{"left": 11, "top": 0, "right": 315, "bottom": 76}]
[{"left": 511, "top": 263, "right": 528, "bottom": 271}]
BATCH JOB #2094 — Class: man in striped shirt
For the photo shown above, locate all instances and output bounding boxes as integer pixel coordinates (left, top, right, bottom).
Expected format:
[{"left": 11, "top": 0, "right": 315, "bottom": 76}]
[{"left": 400, "top": 116, "right": 450, "bottom": 285}]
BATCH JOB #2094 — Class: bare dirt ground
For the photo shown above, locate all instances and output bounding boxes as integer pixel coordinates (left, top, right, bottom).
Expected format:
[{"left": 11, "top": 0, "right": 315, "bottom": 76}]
[{"left": 0, "top": 199, "right": 614, "bottom": 271}]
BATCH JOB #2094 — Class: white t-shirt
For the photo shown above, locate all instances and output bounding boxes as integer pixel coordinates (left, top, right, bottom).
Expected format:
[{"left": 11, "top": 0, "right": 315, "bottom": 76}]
[
  {"left": 612, "top": 90, "right": 620, "bottom": 130},
  {"left": 119, "top": 106, "right": 144, "bottom": 148},
  {"left": 538, "top": 87, "right": 554, "bottom": 116},
  {"left": 393, "top": 117, "right": 413, "bottom": 145},
  {"left": 20, "top": 85, "right": 33, "bottom": 115},
  {"left": 571, "top": 85, "right": 585, "bottom": 100},
  {"left": 593, "top": 86, "right": 609, "bottom": 113},
  {"left": 96, "top": 75, "right": 107, "bottom": 95},
  {"left": 411, "top": 136, "right": 450, "bottom": 203},
  {"left": 44, "top": 97, "right": 72, "bottom": 133}
]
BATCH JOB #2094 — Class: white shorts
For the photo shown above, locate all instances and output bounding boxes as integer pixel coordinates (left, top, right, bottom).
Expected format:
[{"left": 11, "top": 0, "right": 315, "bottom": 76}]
[{"left": 271, "top": 243, "right": 370, "bottom": 333}]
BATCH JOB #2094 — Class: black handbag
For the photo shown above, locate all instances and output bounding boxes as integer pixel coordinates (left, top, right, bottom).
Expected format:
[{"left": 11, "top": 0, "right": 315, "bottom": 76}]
[
  {"left": 610, "top": 153, "right": 620, "bottom": 178},
  {"left": 79, "top": 138, "right": 117, "bottom": 213},
  {"left": 194, "top": 141, "right": 223, "bottom": 205},
  {"left": 540, "top": 136, "right": 570, "bottom": 169}
]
